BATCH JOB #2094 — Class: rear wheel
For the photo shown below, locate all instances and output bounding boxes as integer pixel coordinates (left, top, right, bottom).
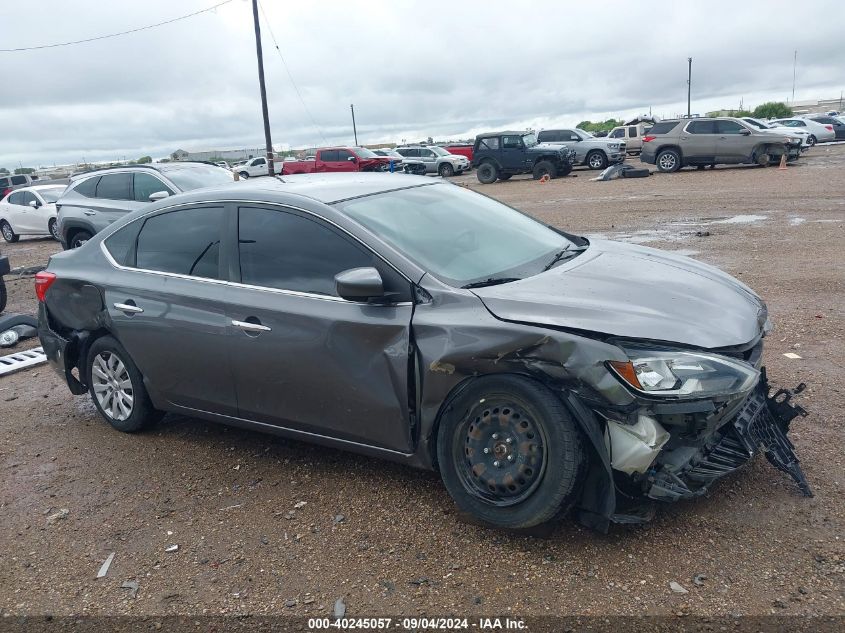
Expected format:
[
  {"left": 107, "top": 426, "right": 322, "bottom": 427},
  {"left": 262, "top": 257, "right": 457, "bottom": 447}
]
[
  {"left": 69, "top": 230, "right": 92, "bottom": 249},
  {"left": 532, "top": 160, "right": 557, "bottom": 180},
  {"left": 476, "top": 162, "right": 499, "bottom": 184},
  {"left": 239, "top": 171, "right": 250, "bottom": 179},
  {"left": 48, "top": 218, "right": 60, "bottom": 241},
  {"left": 656, "top": 149, "right": 681, "bottom": 173},
  {"left": 86, "top": 335, "right": 162, "bottom": 433},
  {"left": 438, "top": 163, "right": 455, "bottom": 177},
  {"left": 436, "top": 375, "right": 585, "bottom": 529},
  {"left": 1, "top": 220, "right": 18, "bottom": 243},
  {"left": 586, "top": 150, "right": 608, "bottom": 170}
]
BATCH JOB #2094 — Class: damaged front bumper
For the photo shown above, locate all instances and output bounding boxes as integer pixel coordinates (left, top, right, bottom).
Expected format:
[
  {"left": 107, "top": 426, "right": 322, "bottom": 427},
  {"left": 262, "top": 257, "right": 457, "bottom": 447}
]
[
  {"left": 571, "top": 369, "right": 811, "bottom": 531},
  {"left": 645, "top": 371, "right": 811, "bottom": 502}
]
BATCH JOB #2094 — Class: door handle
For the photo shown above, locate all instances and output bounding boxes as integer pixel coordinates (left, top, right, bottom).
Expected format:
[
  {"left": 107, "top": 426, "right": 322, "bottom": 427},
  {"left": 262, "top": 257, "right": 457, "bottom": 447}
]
[
  {"left": 83, "top": 211, "right": 96, "bottom": 216},
  {"left": 680, "top": 136, "right": 689, "bottom": 140},
  {"left": 114, "top": 302, "right": 143, "bottom": 314},
  {"left": 232, "top": 319, "right": 271, "bottom": 333}
]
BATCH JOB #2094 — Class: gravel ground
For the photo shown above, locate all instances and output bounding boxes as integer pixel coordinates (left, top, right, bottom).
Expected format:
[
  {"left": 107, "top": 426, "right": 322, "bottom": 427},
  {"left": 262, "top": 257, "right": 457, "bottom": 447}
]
[{"left": 0, "top": 149, "right": 843, "bottom": 621}]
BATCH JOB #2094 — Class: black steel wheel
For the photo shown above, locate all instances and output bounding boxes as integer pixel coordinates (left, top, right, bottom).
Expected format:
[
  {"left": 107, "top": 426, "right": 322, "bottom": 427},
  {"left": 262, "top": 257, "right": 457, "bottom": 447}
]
[
  {"left": 437, "top": 375, "right": 586, "bottom": 529},
  {"left": 476, "top": 162, "right": 498, "bottom": 184}
]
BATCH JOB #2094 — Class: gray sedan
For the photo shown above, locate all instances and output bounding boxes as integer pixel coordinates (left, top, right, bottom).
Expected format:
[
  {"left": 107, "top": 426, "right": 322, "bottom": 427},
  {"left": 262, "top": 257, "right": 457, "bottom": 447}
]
[{"left": 36, "top": 174, "right": 810, "bottom": 531}]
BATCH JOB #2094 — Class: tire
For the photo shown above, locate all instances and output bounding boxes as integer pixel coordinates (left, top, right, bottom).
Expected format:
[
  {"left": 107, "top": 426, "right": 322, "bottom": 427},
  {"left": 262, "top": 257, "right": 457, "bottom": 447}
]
[
  {"left": 806, "top": 135, "right": 816, "bottom": 147},
  {"left": 86, "top": 335, "right": 162, "bottom": 433},
  {"left": 436, "top": 375, "right": 585, "bottom": 529},
  {"left": 498, "top": 174, "right": 512, "bottom": 181},
  {"left": 476, "top": 162, "right": 499, "bottom": 184},
  {"left": 48, "top": 218, "right": 60, "bottom": 241},
  {"left": 0, "top": 278, "right": 6, "bottom": 313},
  {"left": 1, "top": 220, "right": 18, "bottom": 243},
  {"left": 239, "top": 171, "right": 250, "bottom": 179},
  {"left": 621, "top": 167, "right": 650, "bottom": 178},
  {"left": 656, "top": 149, "right": 681, "bottom": 173},
  {"left": 532, "top": 160, "right": 557, "bottom": 180},
  {"left": 586, "top": 150, "right": 608, "bottom": 170},
  {"left": 68, "top": 230, "right": 92, "bottom": 249},
  {"left": 756, "top": 150, "right": 771, "bottom": 167},
  {"left": 438, "top": 163, "right": 455, "bottom": 178}
]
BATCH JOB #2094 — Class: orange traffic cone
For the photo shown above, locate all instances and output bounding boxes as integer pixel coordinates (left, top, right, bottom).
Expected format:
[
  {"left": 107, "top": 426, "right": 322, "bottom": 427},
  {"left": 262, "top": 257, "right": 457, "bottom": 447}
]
[
  {"left": 778, "top": 154, "right": 787, "bottom": 170},
  {"left": 539, "top": 174, "right": 550, "bottom": 184}
]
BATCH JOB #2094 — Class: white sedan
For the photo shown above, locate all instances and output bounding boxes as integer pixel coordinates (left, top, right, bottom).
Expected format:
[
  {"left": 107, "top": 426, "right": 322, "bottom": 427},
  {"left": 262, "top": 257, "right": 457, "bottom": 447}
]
[
  {"left": 741, "top": 117, "right": 812, "bottom": 148},
  {"left": 0, "top": 184, "right": 66, "bottom": 242},
  {"left": 770, "top": 118, "right": 836, "bottom": 146}
]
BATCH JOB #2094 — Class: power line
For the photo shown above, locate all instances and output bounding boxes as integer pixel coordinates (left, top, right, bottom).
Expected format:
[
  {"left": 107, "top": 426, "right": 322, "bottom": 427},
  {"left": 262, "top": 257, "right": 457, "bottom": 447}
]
[
  {"left": 0, "top": 0, "right": 234, "bottom": 52},
  {"left": 257, "top": 0, "right": 328, "bottom": 144}
]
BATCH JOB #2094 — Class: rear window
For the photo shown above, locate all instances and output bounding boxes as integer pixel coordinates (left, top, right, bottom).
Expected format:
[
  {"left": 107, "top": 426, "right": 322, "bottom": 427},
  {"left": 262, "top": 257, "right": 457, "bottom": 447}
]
[
  {"left": 647, "top": 121, "right": 680, "bottom": 135},
  {"left": 11, "top": 175, "right": 28, "bottom": 185},
  {"left": 477, "top": 137, "right": 500, "bottom": 150}
]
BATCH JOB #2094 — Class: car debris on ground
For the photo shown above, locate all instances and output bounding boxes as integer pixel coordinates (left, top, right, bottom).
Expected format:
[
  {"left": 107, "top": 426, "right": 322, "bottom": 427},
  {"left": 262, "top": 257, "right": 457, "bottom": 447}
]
[{"left": 96, "top": 552, "right": 115, "bottom": 579}]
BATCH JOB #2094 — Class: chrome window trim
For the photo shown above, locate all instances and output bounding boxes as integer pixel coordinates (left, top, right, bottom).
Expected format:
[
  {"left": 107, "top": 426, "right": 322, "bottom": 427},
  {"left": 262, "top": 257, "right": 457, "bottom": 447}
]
[{"left": 99, "top": 198, "right": 414, "bottom": 307}]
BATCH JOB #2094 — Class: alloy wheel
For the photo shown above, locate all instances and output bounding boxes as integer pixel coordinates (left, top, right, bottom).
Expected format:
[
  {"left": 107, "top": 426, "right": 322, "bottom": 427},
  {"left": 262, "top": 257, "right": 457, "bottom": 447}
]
[
  {"left": 588, "top": 153, "right": 605, "bottom": 169},
  {"left": 658, "top": 153, "right": 677, "bottom": 170},
  {"left": 91, "top": 351, "right": 134, "bottom": 421},
  {"left": 1, "top": 223, "right": 12, "bottom": 242},
  {"left": 49, "top": 220, "right": 59, "bottom": 240},
  {"left": 456, "top": 399, "right": 547, "bottom": 506}
]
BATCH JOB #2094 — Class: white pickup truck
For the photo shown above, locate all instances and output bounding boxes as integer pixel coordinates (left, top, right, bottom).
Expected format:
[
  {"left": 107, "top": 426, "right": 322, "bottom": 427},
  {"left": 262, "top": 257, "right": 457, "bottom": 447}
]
[{"left": 233, "top": 156, "right": 282, "bottom": 178}]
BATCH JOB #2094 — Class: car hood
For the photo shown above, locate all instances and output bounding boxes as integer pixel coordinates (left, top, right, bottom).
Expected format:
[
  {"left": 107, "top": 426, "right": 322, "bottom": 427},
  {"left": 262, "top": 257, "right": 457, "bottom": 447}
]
[
  {"left": 530, "top": 143, "right": 570, "bottom": 153},
  {"left": 471, "top": 239, "right": 766, "bottom": 349}
]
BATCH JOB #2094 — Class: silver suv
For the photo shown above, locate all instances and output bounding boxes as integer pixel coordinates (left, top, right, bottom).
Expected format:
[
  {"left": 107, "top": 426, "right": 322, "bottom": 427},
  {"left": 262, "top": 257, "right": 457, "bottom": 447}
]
[
  {"left": 394, "top": 146, "right": 470, "bottom": 177},
  {"left": 536, "top": 128, "right": 626, "bottom": 169},
  {"left": 641, "top": 118, "right": 803, "bottom": 173},
  {"left": 57, "top": 163, "right": 235, "bottom": 249}
]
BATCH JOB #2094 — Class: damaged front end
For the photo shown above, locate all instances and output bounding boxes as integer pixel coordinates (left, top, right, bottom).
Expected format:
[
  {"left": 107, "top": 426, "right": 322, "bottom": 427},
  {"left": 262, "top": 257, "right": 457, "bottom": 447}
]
[{"left": 603, "top": 367, "right": 811, "bottom": 525}]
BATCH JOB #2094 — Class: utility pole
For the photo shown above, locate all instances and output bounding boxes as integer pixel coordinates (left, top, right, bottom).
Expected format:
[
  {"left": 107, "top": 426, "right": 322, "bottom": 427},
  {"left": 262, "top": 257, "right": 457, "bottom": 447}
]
[
  {"left": 687, "top": 57, "right": 692, "bottom": 117},
  {"left": 791, "top": 50, "right": 797, "bottom": 103},
  {"left": 350, "top": 104, "right": 359, "bottom": 146},
  {"left": 251, "top": 0, "right": 275, "bottom": 177}
]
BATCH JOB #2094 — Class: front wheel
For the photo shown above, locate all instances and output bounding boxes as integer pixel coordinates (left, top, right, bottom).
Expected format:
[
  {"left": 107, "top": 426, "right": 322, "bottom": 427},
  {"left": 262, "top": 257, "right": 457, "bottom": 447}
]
[
  {"left": 806, "top": 135, "right": 816, "bottom": 147},
  {"left": 1, "top": 220, "right": 18, "bottom": 243},
  {"left": 48, "top": 218, "right": 60, "bottom": 241},
  {"left": 532, "top": 160, "right": 558, "bottom": 180},
  {"left": 436, "top": 375, "right": 585, "bottom": 529},
  {"left": 476, "top": 162, "right": 499, "bottom": 184},
  {"left": 439, "top": 163, "right": 455, "bottom": 177},
  {"left": 239, "top": 171, "right": 250, "bottom": 179},
  {"left": 69, "top": 230, "right": 92, "bottom": 249},
  {"left": 86, "top": 335, "right": 162, "bottom": 433},
  {"left": 586, "top": 150, "right": 608, "bottom": 170}
]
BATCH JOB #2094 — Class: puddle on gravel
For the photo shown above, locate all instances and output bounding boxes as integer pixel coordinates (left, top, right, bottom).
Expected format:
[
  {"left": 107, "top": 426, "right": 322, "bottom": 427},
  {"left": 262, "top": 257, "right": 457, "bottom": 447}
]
[
  {"left": 710, "top": 214, "right": 768, "bottom": 224},
  {"left": 790, "top": 217, "right": 807, "bottom": 226}
]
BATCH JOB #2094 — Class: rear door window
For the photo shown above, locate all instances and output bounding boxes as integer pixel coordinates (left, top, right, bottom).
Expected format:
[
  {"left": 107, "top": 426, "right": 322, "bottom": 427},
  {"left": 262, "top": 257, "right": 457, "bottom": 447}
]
[
  {"left": 135, "top": 206, "right": 225, "bottom": 279},
  {"left": 479, "top": 137, "right": 500, "bottom": 150},
  {"left": 628, "top": 126, "right": 638, "bottom": 137},
  {"left": 687, "top": 120, "right": 717, "bottom": 134},
  {"left": 8, "top": 191, "right": 25, "bottom": 205},
  {"left": 96, "top": 173, "right": 132, "bottom": 200},
  {"left": 321, "top": 150, "right": 339, "bottom": 162}
]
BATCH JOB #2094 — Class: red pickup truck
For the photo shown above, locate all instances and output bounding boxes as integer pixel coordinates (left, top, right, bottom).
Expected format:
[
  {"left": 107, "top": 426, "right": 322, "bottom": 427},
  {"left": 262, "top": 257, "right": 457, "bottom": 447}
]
[{"left": 281, "top": 147, "right": 392, "bottom": 175}]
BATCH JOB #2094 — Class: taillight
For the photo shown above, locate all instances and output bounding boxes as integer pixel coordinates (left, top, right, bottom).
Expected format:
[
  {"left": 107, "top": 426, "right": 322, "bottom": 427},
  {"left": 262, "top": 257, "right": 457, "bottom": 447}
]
[
  {"left": 35, "top": 271, "right": 57, "bottom": 302},
  {"left": 642, "top": 135, "right": 656, "bottom": 142},
  {"left": 825, "top": 125, "right": 833, "bottom": 131}
]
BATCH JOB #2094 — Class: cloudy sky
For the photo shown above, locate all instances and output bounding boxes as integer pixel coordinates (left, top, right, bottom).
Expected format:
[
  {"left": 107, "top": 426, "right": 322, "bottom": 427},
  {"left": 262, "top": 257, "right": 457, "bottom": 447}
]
[{"left": 1, "top": 0, "right": 843, "bottom": 168}]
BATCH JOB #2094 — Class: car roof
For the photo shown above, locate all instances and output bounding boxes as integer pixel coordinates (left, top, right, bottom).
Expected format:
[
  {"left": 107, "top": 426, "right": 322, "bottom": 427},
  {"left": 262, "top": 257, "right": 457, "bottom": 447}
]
[
  {"left": 476, "top": 131, "right": 528, "bottom": 138},
  {"left": 69, "top": 161, "right": 218, "bottom": 180},
  {"left": 151, "top": 173, "right": 439, "bottom": 207}
]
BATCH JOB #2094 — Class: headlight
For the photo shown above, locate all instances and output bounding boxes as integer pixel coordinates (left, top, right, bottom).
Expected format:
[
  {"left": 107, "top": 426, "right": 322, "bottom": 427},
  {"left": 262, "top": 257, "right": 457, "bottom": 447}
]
[
  {"left": 608, "top": 346, "right": 759, "bottom": 399},
  {"left": 607, "top": 143, "right": 620, "bottom": 150}
]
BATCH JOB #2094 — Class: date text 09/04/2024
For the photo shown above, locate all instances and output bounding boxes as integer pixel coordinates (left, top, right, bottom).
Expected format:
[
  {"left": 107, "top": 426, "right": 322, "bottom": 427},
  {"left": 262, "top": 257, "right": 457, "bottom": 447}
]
[{"left": 307, "top": 617, "right": 527, "bottom": 630}]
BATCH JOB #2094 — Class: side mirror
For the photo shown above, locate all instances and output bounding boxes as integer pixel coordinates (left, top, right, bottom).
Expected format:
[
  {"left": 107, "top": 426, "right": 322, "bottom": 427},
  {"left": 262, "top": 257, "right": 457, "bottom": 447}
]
[
  {"left": 739, "top": 129, "right": 752, "bottom": 135},
  {"left": 29, "top": 200, "right": 39, "bottom": 208},
  {"left": 335, "top": 267, "right": 384, "bottom": 301},
  {"left": 348, "top": 156, "right": 357, "bottom": 162},
  {"left": 148, "top": 191, "right": 170, "bottom": 202}
]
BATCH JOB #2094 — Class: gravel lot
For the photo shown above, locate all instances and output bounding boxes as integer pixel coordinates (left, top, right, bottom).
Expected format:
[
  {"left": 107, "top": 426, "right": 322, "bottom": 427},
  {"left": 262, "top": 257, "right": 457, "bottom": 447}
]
[{"left": 0, "top": 149, "right": 843, "bottom": 622}]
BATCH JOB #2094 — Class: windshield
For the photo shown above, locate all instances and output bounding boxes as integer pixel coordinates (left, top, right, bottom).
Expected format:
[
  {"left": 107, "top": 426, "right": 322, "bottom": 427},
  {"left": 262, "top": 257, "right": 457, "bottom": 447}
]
[
  {"left": 353, "top": 147, "right": 378, "bottom": 158},
  {"left": 162, "top": 165, "right": 235, "bottom": 191},
  {"left": 744, "top": 118, "right": 769, "bottom": 129},
  {"left": 36, "top": 187, "right": 64, "bottom": 203},
  {"left": 522, "top": 133, "right": 538, "bottom": 147},
  {"left": 335, "top": 183, "right": 573, "bottom": 287},
  {"left": 575, "top": 129, "right": 593, "bottom": 138},
  {"left": 430, "top": 146, "right": 449, "bottom": 156}
]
